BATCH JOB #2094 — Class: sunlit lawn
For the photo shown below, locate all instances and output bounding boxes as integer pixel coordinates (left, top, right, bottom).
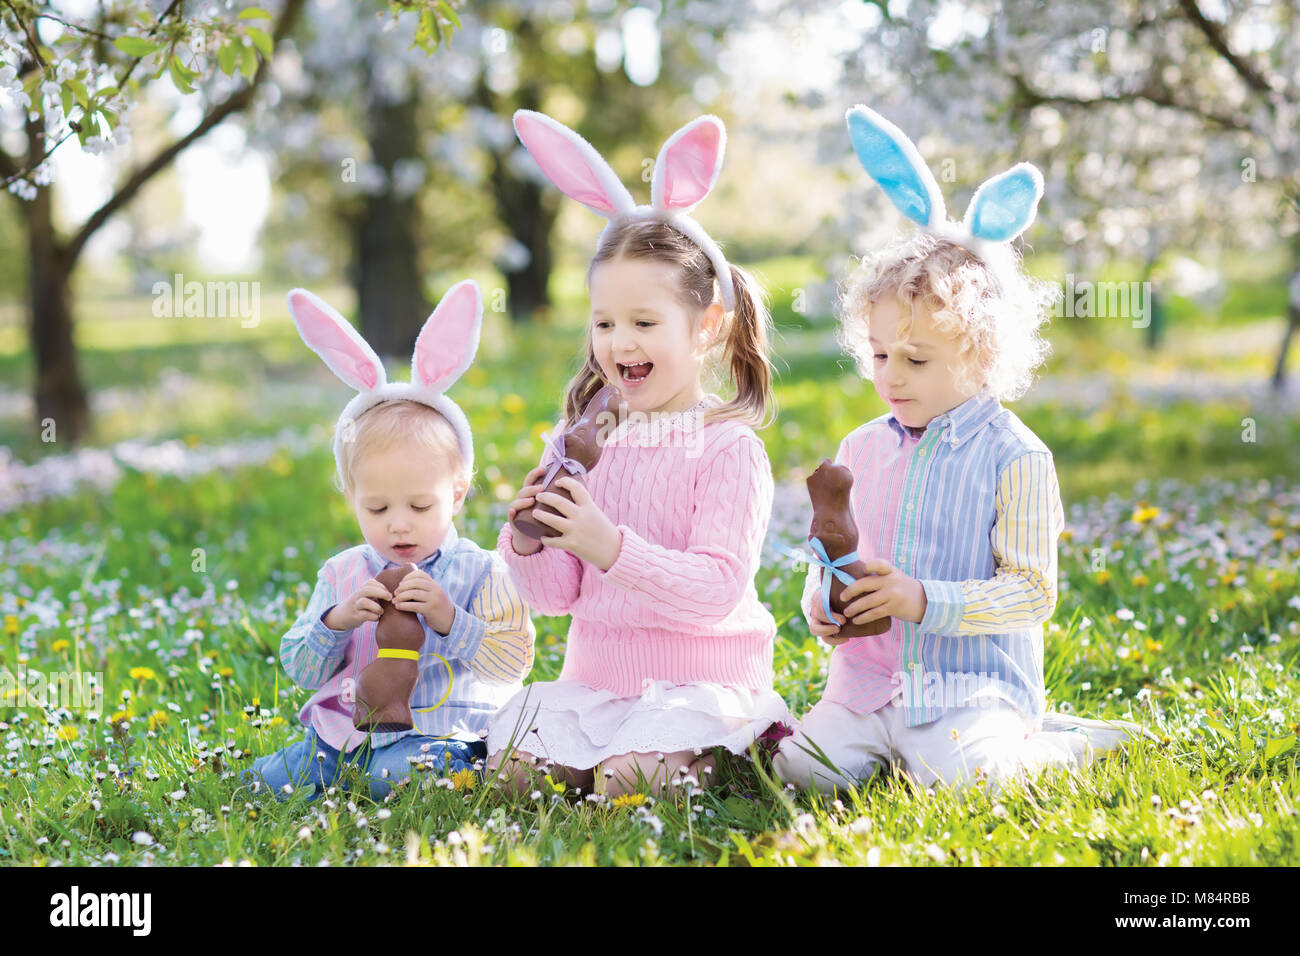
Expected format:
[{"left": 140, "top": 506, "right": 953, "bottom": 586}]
[{"left": 1, "top": 270, "right": 1299, "bottom": 865}]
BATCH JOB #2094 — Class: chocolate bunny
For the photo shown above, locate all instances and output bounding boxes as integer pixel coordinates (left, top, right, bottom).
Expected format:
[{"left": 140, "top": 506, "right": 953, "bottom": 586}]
[
  {"left": 512, "top": 384, "right": 621, "bottom": 540},
  {"left": 807, "top": 459, "right": 890, "bottom": 638},
  {"left": 352, "top": 563, "right": 425, "bottom": 732}
]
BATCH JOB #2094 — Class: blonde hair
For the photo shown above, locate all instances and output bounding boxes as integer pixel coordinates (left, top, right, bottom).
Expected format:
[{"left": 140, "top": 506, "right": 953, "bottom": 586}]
[
  {"left": 562, "top": 218, "right": 775, "bottom": 430},
  {"left": 839, "top": 233, "right": 1059, "bottom": 402},
  {"left": 336, "top": 400, "right": 466, "bottom": 500}
]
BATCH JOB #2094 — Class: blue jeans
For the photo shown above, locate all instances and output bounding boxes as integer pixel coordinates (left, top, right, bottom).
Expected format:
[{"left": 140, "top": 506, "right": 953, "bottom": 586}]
[{"left": 240, "top": 728, "right": 488, "bottom": 802}]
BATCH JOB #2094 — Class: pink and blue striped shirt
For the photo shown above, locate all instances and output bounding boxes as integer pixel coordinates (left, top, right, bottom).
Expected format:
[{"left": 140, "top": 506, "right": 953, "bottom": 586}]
[
  {"left": 281, "top": 524, "right": 535, "bottom": 752},
  {"left": 801, "top": 387, "right": 1065, "bottom": 727}
]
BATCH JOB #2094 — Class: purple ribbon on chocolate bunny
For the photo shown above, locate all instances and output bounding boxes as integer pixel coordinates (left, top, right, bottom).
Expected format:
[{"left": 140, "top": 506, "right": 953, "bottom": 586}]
[{"left": 540, "top": 431, "right": 588, "bottom": 488}]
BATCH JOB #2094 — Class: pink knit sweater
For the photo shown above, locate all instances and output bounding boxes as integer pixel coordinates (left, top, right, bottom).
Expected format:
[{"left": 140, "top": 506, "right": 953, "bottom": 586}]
[{"left": 497, "top": 400, "right": 776, "bottom": 696}]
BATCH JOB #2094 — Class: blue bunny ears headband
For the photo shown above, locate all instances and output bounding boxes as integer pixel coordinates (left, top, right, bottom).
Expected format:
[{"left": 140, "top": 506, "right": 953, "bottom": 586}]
[{"left": 845, "top": 105, "right": 1044, "bottom": 265}]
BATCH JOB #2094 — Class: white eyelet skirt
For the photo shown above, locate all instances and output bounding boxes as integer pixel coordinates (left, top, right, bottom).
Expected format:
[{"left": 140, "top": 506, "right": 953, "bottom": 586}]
[{"left": 486, "top": 678, "right": 793, "bottom": 770}]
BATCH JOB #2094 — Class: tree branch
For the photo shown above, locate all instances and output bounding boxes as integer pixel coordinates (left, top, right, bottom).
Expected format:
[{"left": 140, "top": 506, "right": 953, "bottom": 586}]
[
  {"left": 1008, "top": 71, "right": 1254, "bottom": 134},
  {"left": 32, "top": 11, "right": 115, "bottom": 42},
  {"left": 0, "top": 0, "right": 186, "bottom": 190},
  {"left": 64, "top": 0, "right": 306, "bottom": 267},
  {"left": 3, "top": 0, "right": 48, "bottom": 71},
  {"left": 1176, "top": 0, "right": 1278, "bottom": 100}
]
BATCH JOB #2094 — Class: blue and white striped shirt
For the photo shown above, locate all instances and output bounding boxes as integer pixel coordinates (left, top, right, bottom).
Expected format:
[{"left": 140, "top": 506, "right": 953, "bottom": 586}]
[
  {"left": 801, "top": 387, "right": 1065, "bottom": 727},
  {"left": 281, "top": 524, "right": 535, "bottom": 751}
]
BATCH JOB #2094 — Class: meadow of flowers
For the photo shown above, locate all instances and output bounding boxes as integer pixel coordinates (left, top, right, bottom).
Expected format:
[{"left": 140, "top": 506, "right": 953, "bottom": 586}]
[{"left": 1, "top": 300, "right": 1298, "bottom": 867}]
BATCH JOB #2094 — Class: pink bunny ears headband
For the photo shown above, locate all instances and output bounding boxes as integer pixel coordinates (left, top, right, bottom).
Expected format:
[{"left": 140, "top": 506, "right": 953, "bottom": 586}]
[
  {"left": 845, "top": 105, "right": 1045, "bottom": 264},
  {"left": 287, "top": 281, "right": 482, "bottom": 489},
  {"left": 512, "top": 109, "right": 736, "bottom": 311}
]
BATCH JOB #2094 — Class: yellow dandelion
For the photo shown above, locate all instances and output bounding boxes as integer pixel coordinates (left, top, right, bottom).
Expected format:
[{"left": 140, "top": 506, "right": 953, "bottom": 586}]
[
  {"left": 267, "top": 453, "right": 292, "bottom": 476},
  {"left": 1145, "top": 639, "right": 1162, "bottom": 654},
  {"left": 218, "top": 667, "right": 234, "bottom": 678},
  {"left": 450, "top": 769, "right": 477, "bottom": 791},
  {"left": 184, "top": 433, "right": 202, "bottom": 448},
  {"left": 1095, "top": 569, "right": 1111, "bottom": 585},
  {"left": 108, "top": 710, "right": 130, "bottom": 725},
  {"left": 1274, "top": 529, "right": 1286, "bottom": 542},
  {"left": 1, "top": 687, "right": 23, "bottom": 703},
  {"left": 1061, "top": 529, "right": 1074, "bottom": 542},
  {"left": 1131, "top": 506, "right": 1160, "bottom": 525},
  {"left": 51, "top": 639, "right": 70, "bottom": 653},
  {"left": 129, "top": 666, "right": 156, "bottom": 682},
  {"left": 56, "top": 725, "right": 78, "bottom": 742},
  {"left": 251, "top": 696, "right": 260, "bottom": 708},
  {"left": 502, "top": 393, "right": 526, "bottom": 415},
  {"left": 4, "top": 615, "right": 18, "bottom": 636},
  {"left": 268, "top": 716, "right": 285, "bottom": 728},
  {"left": 1132, "top": 573, "right": 1149, "bottom": 588},
  {"left": 204, "top": 649, "right": 218, "bottom": 659},
  {"left": 148, "top": 711, "right": 169, "bottom": 731},
  {"left": 611, "top": 792, "right": 648, "bottom": 808}
]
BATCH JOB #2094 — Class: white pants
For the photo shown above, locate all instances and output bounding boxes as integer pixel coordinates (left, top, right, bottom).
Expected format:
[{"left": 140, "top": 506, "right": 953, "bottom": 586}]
[{"left": 774, "top": 697, "right": 1083, "bottom": 795}]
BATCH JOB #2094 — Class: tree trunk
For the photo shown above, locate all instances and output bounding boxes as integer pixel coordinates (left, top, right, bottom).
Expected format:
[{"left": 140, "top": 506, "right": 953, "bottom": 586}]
[
  {"left": 1270, "top": 278, "right": 1298, "bottom": 391},
  {"left": 1270, "top": 240, "right": 1300, "bottom": 392},
  {"left": 24, "top": 112, "right": 88, "bottom": 447},
  {"left": 354, "top": 80, "right": 428, "bottom": 358},
  {"left": 501, "top": 187, "right": 557, "bottom": 324},
  {"left": 468, "top": 19, "right": 560, "bottom": 325}
]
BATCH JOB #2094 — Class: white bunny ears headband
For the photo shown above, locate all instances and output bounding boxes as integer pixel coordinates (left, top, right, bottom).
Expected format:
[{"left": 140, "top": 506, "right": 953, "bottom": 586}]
[
  {"left": 845, "top": 105, "right": 1044, "bottom": 264},
  {"left": 512, "top": 109, "right": 736, "bottom": 311},
  {"left": 287, "top": 281, "right": 482, "bottom": 489}
]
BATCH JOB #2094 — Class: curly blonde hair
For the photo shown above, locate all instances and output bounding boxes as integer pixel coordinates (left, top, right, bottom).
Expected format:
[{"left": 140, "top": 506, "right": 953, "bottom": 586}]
[{"left": 838, "top": 233, "right": 1058, "bottom": 402}]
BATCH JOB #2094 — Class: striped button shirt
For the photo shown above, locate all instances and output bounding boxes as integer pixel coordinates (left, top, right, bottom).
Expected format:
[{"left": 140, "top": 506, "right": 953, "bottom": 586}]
[
  {"left": 801, "top": 386, "right": 1065, "bottom": 727},
  {"left": 281, "top": 524, "right": 535, "bottom": 752}
]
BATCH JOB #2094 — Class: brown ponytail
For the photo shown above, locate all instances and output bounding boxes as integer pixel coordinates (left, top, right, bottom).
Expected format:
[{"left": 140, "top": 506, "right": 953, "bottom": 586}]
[
  {"left": 559, "top": 218, "right": 775, "bottom": 431},
  {"left": 708, "top": 262, "right": 774, "bottom": 430}
]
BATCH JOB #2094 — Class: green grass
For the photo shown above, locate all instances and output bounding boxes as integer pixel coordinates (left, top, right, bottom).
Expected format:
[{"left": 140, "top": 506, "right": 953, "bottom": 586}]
[{"left": 2, "top": 278, "right": 1299, "bottom": 866}]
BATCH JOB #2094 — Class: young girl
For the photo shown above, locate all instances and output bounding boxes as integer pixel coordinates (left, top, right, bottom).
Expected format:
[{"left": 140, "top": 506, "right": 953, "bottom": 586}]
[
  {"left": 486, "top": 111, "right": 790, "bottom": 798},
  {"left": 774, "top": 107, "right": 1147, "bottom": 794},
  {"left": 243, "top": 282, "right": 535, "bottom": 802}
]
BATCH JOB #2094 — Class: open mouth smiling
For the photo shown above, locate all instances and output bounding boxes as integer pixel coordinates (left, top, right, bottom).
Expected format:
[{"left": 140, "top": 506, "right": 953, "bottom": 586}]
[{"left": 618, "top": 362, "right": 653, "bottom": 384}]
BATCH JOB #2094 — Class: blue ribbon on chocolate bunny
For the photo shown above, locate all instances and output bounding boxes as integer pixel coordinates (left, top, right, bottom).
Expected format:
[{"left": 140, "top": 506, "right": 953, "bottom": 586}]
[
  {"left": 807, "top": 536, "right": 860, "bottom": 623},
  {"left": 772, "top": 538, "right": 861, "bottom": 623}
]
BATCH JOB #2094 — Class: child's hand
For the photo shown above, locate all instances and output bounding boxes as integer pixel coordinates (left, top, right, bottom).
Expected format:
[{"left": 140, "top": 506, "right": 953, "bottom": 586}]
[
  {"left": 506, "top": 465, "right": 550, "bottom": 556},
  {"left": 532, "top": 476, "right": 622, "bottom": 570},
  {"left": 323, "top": 577, "right": 393, "bottom": 631},
  {"left": 392, "top": 568, "right": 455, "bottom": 634},
  {"left": 840, "top": 559, "right": 928, "bottom": 625},
  {"left": 809, "top": 598, "right": 851, "bottom": 646}
]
